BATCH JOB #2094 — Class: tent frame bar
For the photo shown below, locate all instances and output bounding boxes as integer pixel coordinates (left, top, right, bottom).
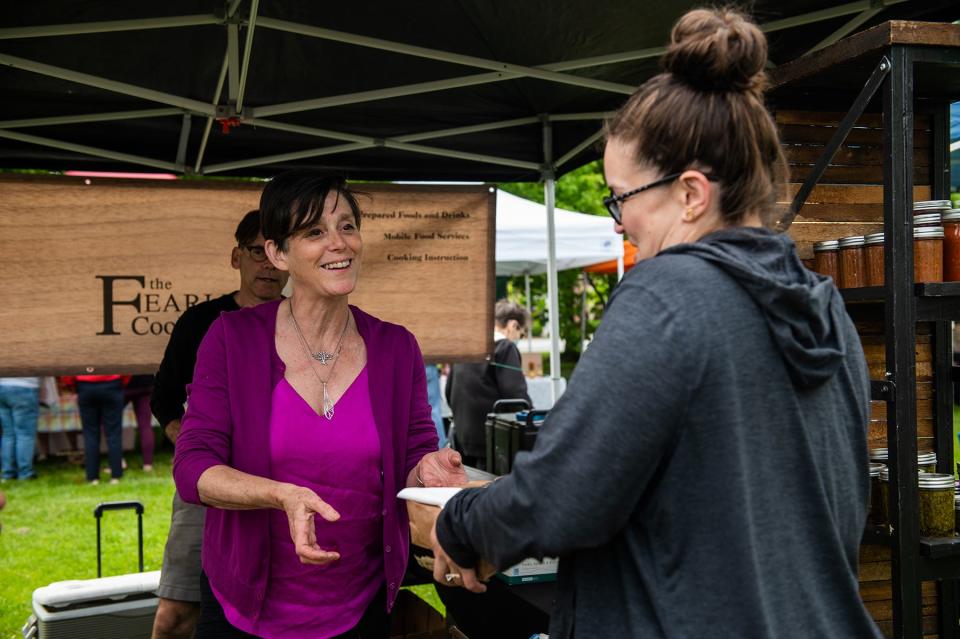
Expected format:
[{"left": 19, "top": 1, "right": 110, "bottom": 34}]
[
  {"left": 0, "top": 53, "right": 216, "bottom": 116},
  {"left": 806, "top": 6, "right": 885, "bottom": 55},
  {"left": 194, "top": 51, "right": 231, "bottom": 173},
  {"left": 0, "top": 128, "right": 181, "bottom": 171},
  {"left": 236, "top": 0, "right": 260, "bottom": 113},
  {"left": 0, "top": 15, "right": 220, "bottom": 39},
  {"left": 256, "top": 17, "right": 636, "bottom": 96},
  {"left": 0, "top": 108, "right": 181, "bottom": 129},
  {"left": 557, "top": 129, "right": 604, "bottom": 168},
  {"left": 0, "top": 0, "right": 915, "bottom": 175}
]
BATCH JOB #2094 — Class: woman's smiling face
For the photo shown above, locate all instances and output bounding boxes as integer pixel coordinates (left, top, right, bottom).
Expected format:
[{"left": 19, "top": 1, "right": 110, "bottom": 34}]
[{"left": 270, "top": 190, "right": 363, "bottom": 299}]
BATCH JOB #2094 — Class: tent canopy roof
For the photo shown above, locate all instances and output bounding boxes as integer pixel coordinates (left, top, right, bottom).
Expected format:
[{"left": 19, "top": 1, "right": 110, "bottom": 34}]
[{"left": 2, "top": 1, "right": 958, "bottom": 181}]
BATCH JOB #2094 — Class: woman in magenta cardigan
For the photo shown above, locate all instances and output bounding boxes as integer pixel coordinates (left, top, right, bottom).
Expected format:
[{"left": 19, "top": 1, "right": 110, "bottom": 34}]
[{"left": 174, "top": 170, "right": 467, "bottom": 639}]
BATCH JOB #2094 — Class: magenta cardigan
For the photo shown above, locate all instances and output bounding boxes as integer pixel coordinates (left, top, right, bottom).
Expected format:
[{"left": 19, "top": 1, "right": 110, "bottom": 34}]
[{"left": 173, "top": 300, "right": 438, "bottom": 618}]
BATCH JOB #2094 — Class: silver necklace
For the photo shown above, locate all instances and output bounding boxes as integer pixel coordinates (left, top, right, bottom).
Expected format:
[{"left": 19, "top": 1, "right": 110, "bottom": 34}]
[
  {"left": 288, "top": 300, "right": 350, "bottom": 420},
  {"left": 289, "top": 298, "right": 349, "bottom": 365}
]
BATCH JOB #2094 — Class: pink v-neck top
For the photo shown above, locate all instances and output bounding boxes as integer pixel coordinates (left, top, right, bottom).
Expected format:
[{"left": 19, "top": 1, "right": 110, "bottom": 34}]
[{"left": 214, "top": 367, "right": 384, "bottom": 638}]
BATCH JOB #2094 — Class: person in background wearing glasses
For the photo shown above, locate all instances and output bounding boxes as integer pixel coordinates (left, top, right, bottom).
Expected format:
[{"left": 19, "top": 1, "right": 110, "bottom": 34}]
[
  {"left": 431, "top": 8, "right": 878, "bottom": 638},
  {"left": 150, "top": 210, "right": 288, "bottom": 639}
]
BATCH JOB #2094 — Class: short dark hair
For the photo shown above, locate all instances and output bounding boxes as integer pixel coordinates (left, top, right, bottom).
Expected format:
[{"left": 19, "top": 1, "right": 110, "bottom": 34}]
[
  {"left": 259, "top": 170, "right": 363, "bottom": 250},
  {"left": 494, "top": 299, "right": 529, "bottom": 329},
  {"left": 234, "top": 210, "right": 261, "bottom": 246}
]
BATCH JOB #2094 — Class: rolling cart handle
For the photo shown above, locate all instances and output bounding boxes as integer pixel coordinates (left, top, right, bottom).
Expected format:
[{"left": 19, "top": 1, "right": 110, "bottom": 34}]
[
  {"left": 491, "top": 398, "right": 531, "bottom": 413},
  {"left": 94, "top": 501, "right": 145, "bottom": 578}
]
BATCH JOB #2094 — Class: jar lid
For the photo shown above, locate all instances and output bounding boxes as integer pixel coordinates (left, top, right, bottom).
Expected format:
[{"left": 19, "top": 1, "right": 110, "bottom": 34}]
[
  {"left": 943, "top": 209, "right": 960, "bottom": 222},
  {"left": 838, "top": 235, "right": 866, "bottom": 248},
  {"left": 870, "top": 447, "right": 889, "bottom": 461},
  {"left": 913, "top": 200, "right": 952, "bottom": 211},
  {"left": 870, "top": 463, "right": 885, "bottom": 477},
  {"left": 918, "top": 473, "right": 955, "bottom": 489},
  {"left": 914, "top": 213, "right": 942, "bottom": 226},
  {"left": 813, "top": 239, "right": 839, "bottom": 252},
  {"left": 914, "top": 226, "right": 944, "bottom": 239},
  {"left": 864, "top": 232, "right": 885, "bottom": 246},
  {"left": 917, "top": 452, "right": 937, "bottom": 465}
]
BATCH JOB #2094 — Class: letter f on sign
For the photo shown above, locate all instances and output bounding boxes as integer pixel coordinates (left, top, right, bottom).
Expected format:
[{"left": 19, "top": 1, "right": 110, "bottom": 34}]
[{"left": 96, "top": 275, "right": 145, "bottom": 335}]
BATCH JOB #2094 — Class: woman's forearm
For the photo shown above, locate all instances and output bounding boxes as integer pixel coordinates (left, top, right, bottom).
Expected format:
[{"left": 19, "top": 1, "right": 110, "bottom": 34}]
[{"left": 197, "top": 464, "right": 292, "bottom": 510}]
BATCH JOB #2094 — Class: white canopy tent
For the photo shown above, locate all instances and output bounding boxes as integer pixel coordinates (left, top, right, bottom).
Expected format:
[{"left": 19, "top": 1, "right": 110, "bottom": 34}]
[
  {"left": 495, "top": 189, "right": 623, "bottom": 276},
  {"left": 495, "top": 189, "right": 623, "bottom": 383}
]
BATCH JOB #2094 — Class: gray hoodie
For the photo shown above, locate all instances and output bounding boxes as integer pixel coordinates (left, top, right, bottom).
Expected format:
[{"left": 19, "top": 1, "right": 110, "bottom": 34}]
[{"left": 438, "top": 226, "right": 879, "bottom": 638}]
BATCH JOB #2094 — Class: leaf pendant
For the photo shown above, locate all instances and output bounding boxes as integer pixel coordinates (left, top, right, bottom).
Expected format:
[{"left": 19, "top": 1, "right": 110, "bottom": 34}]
[{"left": 322, "top": 382, "right": 335, "bottom": 420}]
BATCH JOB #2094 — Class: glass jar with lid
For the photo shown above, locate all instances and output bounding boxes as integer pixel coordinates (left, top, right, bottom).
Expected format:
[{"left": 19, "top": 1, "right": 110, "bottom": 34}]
[
  {"left": 919, "top": 473, "right": 956, "bottom": 537},
  {"left": 913, "top": 200, "right": 952, "bottom": 218},
  {"left": 914, "top": 213, "right": 942, "bottom": 227},
  {"left": 917, "top": 452, "right": 937, "bottom": 474},
  {"left": 914, "top": 226, "right": 944, "bottom": 283},
  {"left": 864, "top": 233, "right": 884, "bottom": 287},
  {"left": 838, "top": 235, "right": 866, "bottom": 289},
  {"left": 813, "top": 240, "right": 839, "bottom": 281},
  {"left": 943, "top": 209, "right": 960, "bottom": 282}
]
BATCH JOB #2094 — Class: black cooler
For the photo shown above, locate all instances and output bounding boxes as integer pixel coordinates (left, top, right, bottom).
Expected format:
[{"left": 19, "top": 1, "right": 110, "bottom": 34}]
[{"left": 484, "top": 399, "right": 548, "bottom": 476}]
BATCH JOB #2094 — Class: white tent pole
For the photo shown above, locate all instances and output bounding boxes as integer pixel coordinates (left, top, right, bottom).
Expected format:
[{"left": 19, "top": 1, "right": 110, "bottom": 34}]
[
  {"left": 580, "top": 272, "right": 588, "bottom": 352},
  {"left": 524, "top": 274, "right": 533, "bottom": 354},
  {"left": 617, "top": 255, "right": 624, "bottom": 281},
  {"left": 542, "top": 117, "right": 562, "bottom": 403}
]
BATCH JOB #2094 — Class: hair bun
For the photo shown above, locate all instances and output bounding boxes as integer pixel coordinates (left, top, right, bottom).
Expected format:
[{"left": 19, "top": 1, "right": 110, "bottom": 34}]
[{"left": 661, "top": 8, "right": 768, "bottom": 94}]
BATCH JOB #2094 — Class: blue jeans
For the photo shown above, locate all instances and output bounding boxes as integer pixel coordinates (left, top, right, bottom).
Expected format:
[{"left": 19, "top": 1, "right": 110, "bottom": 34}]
[
  {"left": 0, "top": 385, "right": 40, "bottom": 479},
  {"left": 77, "top": 380, "right": 124, "bottom": 481}
]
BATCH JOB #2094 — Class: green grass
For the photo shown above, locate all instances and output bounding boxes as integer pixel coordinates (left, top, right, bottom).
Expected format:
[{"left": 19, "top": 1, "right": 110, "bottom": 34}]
[{"left": 0, "top": 449, "right": 444, "bottom": 638}]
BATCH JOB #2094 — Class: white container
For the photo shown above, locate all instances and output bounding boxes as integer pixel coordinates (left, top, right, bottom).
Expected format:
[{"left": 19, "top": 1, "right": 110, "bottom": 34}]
[{"left": 26, "top": 571, "right": 160, "bottom": 639}]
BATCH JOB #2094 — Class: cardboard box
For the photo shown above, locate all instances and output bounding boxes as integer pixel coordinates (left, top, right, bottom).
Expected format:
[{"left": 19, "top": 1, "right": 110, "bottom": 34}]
[{"left": 496, "top": 557, "right": 558, "bottom": 585}]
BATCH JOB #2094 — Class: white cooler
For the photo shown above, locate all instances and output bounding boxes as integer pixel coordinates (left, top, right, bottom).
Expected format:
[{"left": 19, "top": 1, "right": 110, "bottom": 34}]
[{"left": 23, "top": 570, "right": 160, "bottom": 639}]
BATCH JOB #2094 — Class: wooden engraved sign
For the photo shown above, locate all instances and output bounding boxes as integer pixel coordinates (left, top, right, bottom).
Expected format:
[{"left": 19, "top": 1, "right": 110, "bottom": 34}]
[{"left": 0, "top": 175, "right": 493, "bottom": 375}]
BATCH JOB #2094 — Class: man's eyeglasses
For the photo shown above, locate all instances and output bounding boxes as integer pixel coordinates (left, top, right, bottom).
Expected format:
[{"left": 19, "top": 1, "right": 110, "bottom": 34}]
[
  {"left": 603, "top": 172, "right": 717, "bottom": 224},
  {"left": 240, "top": 244, "right": 268, "bottom": 262}
]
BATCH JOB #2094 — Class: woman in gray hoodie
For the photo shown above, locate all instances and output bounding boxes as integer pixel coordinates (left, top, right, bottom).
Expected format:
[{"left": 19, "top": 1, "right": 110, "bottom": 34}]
[{"left": 432, "top": 7, "right": 879, "bottom": 639}]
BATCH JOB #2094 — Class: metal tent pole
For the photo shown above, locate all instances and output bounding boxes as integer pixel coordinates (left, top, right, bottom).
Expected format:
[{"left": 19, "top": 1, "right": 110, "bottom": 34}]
[
  {"left": 525, "top": 274, "right": 533, "bottom": 355},
  {"left": 542, "top": 117, "right": 562, "bottom": 403}
]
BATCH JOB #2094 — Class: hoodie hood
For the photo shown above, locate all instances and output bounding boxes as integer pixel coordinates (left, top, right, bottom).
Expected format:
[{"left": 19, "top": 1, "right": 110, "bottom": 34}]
[{"left": 659, "top": 227, "right": 848, "bottom": 388}]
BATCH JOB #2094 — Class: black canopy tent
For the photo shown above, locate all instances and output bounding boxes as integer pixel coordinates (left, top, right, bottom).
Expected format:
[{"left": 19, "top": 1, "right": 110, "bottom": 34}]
[
  {"left": 2, "top": 0, "right": 958, "bottom": 182},
  {"left": 2, "top": 0, "right": 958, "bottom": 396}
]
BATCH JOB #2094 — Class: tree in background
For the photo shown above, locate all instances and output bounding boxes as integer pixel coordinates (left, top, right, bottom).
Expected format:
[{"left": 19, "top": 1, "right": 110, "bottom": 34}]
[{"left": 497, "top": 160, "right": 618, "bottom": 369}]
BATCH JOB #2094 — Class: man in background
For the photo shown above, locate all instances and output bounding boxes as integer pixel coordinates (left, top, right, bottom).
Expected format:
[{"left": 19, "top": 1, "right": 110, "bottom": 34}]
[{"left": 150, "top": 210, "right": 287, "bottom": 639}]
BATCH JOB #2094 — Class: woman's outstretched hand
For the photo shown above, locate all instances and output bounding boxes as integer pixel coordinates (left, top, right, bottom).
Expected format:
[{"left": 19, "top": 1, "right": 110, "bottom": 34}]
[
  {"left": 278, "top": 484, "right": 342, "bottom": 565},
  {"left": 417, "top": 448, "right": 469, "bottom": 487}
]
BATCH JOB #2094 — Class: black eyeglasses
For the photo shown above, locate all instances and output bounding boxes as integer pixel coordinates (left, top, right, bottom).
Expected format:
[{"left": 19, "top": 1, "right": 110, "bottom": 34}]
[
  {"left": 603, "top": 172, "right": 718, "bottom": 224},
  {"left": 241, "top": 244, "right": 268, "bottom": 262}
]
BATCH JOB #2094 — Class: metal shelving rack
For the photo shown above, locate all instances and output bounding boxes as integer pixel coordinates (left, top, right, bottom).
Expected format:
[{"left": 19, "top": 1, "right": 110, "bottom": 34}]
[{"left": 771, "top": 21, "right": 960, "bottom": 639}]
